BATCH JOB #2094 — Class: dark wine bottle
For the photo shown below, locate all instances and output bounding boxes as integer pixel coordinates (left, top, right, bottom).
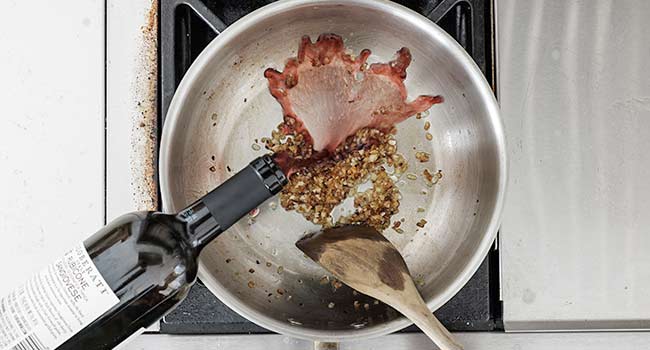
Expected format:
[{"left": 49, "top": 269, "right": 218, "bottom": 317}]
[{"left": 0, "top": 156, "right": 286, "bottom": 350}]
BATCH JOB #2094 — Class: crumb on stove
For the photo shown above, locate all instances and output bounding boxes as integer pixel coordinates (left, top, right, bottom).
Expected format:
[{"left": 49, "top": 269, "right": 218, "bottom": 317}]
[
  {"left": 225, "top": 258, "right": 232, "bottom": 263},
  {"left": 416, "top": 219, "right": 428, "bottom": 228},
  {"left": 424, "top": 121, "right": 431, "bottom": 130},
  {"left": 328, "top": 302, "right": 335, "bottom": 309},
  {"left": 425, "top": 132, "right": 433, "bottom": 141},
  {"left": 266, "top": 262, "right": 272, "bottom": 267},
  {"left": 248, "top": 281, "right": 255, "bottom": 288},
  {"left": 209, "top": 166, "right": 216, "bottom": 172},
  {"left": 417, "top": 207, "right": 425, "bottom": 213},
  {"left": 320, "top": 275, "right": 330, "bottom": 285},
  {"left": 277, "top": 266, "right": 284, "bottom": 274},
  {"left": 249, "top": 268, "right": 255, "bottom": 273},
  {"left": 277, "top": 288, "right": 285, "bottom": 295},
  {"left": 226, "top": 166, "right": 232, "bottom": 172}
]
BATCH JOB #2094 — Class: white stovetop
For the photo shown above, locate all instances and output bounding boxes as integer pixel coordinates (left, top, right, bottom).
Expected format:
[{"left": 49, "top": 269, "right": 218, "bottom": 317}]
[
  {"left": 1, "top": 0, "right": 650, "bottom": 349},
  {"left": 498, "top": 0, "right": 650, "bottom": 331}
]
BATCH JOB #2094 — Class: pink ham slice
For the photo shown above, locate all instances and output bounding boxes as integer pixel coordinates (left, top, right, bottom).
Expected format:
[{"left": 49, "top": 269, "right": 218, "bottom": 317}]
[{"left": 264, "top": 33, "right": 443, "bottom": 153}]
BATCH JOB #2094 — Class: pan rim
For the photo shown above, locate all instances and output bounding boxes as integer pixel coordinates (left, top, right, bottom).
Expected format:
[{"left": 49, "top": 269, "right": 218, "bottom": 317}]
[{"left": 159, "top": 0, "right": 507, "bottom": 341}]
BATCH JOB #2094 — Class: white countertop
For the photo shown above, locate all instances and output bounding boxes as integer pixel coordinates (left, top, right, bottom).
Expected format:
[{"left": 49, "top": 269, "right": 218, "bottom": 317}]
[
  {"left": 0, "top": 0, "right": 158, "bottom": 296},
  {"left": 123, "top": 332, "right": 650, "bottom": 350},
  {"left": 0, "top": 0, "right": 105, "bottom": 296}
]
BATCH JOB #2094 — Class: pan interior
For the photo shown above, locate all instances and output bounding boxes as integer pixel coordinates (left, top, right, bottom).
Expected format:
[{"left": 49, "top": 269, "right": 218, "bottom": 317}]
[{"left": 161, "top": 1, "right": 503, "bottom": 337}]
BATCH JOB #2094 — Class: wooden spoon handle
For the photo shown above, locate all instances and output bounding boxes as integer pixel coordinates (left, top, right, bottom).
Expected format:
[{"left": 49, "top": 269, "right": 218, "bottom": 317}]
[{"left": 403, "top": 306, "right": 463, "bottom": 350}]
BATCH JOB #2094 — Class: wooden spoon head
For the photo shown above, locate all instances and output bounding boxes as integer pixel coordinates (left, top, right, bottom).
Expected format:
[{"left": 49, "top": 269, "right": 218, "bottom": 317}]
[
  {"left": 297, "top": 225, "right": 463, "bottom": 350},
  {"left": 296, "top": 224, "right": 413, "bottom": 298}
]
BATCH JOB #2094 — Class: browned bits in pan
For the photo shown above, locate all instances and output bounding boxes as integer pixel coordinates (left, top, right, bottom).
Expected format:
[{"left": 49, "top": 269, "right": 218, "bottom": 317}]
[
  {"left": 415, "top": 151, "right": 430, "bottom": 162},
  {"left": 423, "top": 169, "right": 443, "bottom": 185},
  {"left": 331, "top": 279, "right": 343, "bottom": 290},
  {"left": 269, "top": 127, "right": 404, "bottom": 230}
]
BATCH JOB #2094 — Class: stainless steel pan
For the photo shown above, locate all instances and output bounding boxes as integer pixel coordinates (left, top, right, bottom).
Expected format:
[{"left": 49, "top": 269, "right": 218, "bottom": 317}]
[{"left": 160, "top": 0, "right": 506, "bottom": 341}]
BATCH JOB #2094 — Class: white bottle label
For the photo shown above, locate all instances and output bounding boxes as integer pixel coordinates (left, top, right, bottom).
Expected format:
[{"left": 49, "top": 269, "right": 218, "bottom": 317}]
[{"left": 0, "top": 243, "right": 119, "bottom": 350}]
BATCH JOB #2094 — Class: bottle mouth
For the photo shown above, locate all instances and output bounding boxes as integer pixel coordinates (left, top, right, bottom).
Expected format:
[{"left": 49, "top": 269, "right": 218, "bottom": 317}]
[{"left": 250, "top": 155, "right": 288, "bottom": 195}]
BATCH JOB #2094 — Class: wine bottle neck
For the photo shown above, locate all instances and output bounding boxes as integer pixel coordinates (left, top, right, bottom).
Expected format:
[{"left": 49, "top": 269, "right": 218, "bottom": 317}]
[
  {"left": 177, "top": 155, "right": 288, "bottom": 252},
  {"left": 176, "top": 201, "right": 221, "bottom": 251}
]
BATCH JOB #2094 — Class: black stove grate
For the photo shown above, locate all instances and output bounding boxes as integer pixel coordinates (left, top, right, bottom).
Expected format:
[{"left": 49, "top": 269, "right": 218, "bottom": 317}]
[{"left": 158, "top": 0, "right": 499, "bottom": 334}]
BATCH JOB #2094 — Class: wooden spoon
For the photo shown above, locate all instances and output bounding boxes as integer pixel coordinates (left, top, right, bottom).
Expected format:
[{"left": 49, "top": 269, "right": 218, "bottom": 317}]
[{"left": 296, "top": 224, "right": 463, "bottom": 350}]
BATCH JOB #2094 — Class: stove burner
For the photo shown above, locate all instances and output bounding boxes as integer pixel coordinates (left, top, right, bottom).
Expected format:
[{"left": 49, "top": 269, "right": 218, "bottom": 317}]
[{"left": 158, "top": 0, "right": 499, "bottom": 334}]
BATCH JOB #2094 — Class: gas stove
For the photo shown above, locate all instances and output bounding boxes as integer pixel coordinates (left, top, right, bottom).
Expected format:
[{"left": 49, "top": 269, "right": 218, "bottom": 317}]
[{"left": 157, "top": 0, "right": 500, "bottom": 334}]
